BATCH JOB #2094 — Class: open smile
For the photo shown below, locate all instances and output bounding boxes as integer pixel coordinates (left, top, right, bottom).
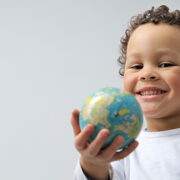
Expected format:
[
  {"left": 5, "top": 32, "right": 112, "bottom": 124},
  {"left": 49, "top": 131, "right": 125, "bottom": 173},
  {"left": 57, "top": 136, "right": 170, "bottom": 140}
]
[
  {"left": 136, "top": 90, "right": 167, "bottom": 96},
  {"left": 135, "top": 87, "right": 168, "bottom": 100}
]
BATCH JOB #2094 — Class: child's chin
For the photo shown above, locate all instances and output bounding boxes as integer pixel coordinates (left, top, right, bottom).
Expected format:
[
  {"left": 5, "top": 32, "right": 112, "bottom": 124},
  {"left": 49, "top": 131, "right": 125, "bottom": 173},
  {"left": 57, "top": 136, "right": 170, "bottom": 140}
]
[
  {"left": 143, "top": 111, "right": 163, "bottom": 119},
  {"left": 142, "top": 107, "right": 158, "bottom": 117}
]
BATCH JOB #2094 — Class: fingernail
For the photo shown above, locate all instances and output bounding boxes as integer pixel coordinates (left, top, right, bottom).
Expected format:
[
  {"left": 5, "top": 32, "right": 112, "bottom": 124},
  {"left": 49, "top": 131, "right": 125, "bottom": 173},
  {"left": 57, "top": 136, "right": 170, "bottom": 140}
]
[
  {"left": 117, "top": 136, "right": 124, "bottom": 142},
  {"left": 102, "top": 131, "right": 110, "bottom": 138}
]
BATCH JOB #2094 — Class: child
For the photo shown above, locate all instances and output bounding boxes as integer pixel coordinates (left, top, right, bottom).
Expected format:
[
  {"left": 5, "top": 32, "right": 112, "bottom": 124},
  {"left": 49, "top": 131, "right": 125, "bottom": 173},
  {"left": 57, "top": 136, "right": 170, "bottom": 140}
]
[{"left": 71, "top": 5, "right": 180, "bottom": 180}]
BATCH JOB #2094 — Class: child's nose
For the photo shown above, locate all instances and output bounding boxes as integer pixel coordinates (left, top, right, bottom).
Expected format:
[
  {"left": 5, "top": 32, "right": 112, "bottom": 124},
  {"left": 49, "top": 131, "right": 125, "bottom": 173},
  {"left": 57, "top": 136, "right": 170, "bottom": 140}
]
[{"left": 139, "top": 69, "right": 159, "bottom": 81}]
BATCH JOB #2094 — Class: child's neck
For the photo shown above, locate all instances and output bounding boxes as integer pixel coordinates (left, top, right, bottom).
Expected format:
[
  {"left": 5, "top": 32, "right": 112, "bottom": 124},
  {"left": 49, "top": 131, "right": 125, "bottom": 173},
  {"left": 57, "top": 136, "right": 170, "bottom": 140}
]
[{"left": 146, "top": 115, "right": 180, "bottom": 132}]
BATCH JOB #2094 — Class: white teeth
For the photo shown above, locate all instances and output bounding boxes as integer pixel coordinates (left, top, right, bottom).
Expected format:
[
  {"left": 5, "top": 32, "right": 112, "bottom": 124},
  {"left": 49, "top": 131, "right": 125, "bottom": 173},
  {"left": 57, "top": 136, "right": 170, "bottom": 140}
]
[{"left": 140, "top": 90, "right": 164, "bottom": 96}]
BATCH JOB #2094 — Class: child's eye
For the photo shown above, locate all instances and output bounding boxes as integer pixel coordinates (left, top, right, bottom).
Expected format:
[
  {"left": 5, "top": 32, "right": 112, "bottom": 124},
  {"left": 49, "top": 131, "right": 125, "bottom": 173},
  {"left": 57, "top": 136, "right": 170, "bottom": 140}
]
[
  {"left": 159, "top": 62, "right": 174, "bottom": 68},
  {"left": 131, "top": 64, "right": 143, "bottom": 69}
]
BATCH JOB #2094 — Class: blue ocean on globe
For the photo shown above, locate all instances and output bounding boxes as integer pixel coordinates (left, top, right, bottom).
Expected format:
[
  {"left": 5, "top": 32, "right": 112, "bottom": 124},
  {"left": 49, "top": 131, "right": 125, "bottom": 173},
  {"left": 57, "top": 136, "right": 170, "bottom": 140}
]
[{"left": 79, "top": 87, "right": 143, "bottom": 150}]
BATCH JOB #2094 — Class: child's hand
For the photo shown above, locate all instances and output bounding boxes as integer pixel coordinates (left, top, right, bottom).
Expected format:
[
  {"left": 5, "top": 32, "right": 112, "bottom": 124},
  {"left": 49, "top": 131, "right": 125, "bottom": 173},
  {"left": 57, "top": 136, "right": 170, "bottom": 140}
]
[
  {"left": 71, "top": 109, "right": 138, "bottom": 178},
  {"left": 71, "top": 109, "right": 138, "bottom": 164}
]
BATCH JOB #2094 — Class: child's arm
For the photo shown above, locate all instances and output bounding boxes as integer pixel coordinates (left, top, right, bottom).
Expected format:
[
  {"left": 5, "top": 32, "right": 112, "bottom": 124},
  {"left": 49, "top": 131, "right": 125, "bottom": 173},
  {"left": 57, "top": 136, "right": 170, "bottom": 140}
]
[{"left": 71, "top": 109, "right": 138, "bottom": 180}]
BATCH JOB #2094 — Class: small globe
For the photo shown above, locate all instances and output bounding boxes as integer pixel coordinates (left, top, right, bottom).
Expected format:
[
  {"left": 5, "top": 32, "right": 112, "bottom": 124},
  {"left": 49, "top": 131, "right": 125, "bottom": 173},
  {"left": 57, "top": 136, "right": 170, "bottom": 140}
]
[{"left": 79, "top": 87, "right": 143, "bottom": 149}]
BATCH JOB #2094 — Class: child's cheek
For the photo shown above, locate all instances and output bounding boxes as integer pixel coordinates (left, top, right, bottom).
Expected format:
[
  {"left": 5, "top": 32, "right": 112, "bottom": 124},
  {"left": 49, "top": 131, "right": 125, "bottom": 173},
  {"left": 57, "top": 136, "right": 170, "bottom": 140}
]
[
  {"left": 168, "top": 76, "right": 180, "bottom": 93},
  {"left": 123, "top": 72, "right": 135, "bottom": 93},
  {"left": 166, "top": 70, "right": 180, "bottom": 93}
]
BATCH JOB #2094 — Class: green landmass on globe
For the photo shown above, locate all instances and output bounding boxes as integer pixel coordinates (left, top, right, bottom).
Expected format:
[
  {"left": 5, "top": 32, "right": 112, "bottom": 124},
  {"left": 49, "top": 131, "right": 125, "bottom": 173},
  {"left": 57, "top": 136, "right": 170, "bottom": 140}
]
[{"left": 79, "top": 87, "right": 143, "bottom": 149}]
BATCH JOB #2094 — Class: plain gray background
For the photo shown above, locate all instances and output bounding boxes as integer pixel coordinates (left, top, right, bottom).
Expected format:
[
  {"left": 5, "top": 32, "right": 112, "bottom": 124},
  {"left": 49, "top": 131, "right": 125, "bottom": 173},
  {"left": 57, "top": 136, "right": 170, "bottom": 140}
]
[{"left": 0, "top": 0, "right": 179, "bottom": 179}]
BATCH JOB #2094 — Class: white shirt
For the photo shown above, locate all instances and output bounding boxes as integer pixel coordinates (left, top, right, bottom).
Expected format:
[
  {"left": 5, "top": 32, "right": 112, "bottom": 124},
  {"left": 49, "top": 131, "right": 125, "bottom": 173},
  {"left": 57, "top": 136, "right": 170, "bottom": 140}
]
[{"left": 74, "top": 128, "right": 180, "bottom": 180}]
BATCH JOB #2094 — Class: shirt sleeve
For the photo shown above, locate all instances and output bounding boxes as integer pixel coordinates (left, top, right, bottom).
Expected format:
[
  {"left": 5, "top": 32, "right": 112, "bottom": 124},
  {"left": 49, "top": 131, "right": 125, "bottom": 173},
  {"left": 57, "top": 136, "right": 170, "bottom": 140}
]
[
  {"left": 73, "top": 159, "right": 88, "bottom": 180},
  {"left": 111, "top": 160, "right": 126, "bottom": 180},
  {"left": 73, "top": 159, "right": 126, "bottom": 180}
]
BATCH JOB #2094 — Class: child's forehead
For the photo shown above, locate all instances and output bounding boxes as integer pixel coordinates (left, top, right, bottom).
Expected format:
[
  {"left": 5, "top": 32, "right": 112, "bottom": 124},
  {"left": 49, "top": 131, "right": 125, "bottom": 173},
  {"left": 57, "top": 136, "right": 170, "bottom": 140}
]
[
  {"left": 126, "top": 23, "right": 180, "bottom": 60},
  {"left": 127, "top": 23, "right": 180, "bottom": 50},
  {"left": 130, "top": 23, "right": 180, "bottom": 37}
]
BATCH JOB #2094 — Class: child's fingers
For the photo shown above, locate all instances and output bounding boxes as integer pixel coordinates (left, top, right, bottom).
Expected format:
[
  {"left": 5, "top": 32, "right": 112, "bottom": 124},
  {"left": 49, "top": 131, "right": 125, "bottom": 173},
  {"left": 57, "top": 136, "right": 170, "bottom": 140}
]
[
  {"left": 111, "top": 141, "right": 139, "bottom": 161},
  {"left": 71, "top": 109, "right": 81, "bottom": 136},
  {"left": 99, "top": 136, "right": 124, "bottom": 160},
  {"left": 86, "top": 129, "right": 110, "bottom": 157},
  {"left": 75, "top": 124, "right": 94, "bottom": 151}
]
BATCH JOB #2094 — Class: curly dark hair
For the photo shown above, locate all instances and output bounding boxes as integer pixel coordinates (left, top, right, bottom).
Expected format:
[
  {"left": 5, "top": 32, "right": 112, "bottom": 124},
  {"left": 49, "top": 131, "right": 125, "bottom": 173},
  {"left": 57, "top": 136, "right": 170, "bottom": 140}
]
[{"left": 118, "top": 5, "right": 180, "bottom": 76}]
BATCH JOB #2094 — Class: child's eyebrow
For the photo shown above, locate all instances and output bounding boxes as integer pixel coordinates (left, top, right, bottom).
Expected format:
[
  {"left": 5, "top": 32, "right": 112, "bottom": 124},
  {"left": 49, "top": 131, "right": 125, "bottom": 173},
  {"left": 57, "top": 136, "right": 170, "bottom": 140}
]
[
  {"left": 126, "top": 53, "right": 142, "bottom": 60},
  {"left": 127, "top": 49, "right": 179, "bottom": 60},
  {"left": 156, "top": 48, "right": 179, "bottom": 57}
]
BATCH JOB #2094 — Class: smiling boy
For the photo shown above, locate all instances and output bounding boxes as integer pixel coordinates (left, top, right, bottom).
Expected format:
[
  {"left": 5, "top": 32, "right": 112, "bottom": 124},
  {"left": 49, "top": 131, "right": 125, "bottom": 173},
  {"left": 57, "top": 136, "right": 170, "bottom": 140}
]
[
  {"left": 124, "top": 23, "right": 180, "bottom": 131},
  {"left": 71, "top": 5, "right": 180, "bottom": 180}
]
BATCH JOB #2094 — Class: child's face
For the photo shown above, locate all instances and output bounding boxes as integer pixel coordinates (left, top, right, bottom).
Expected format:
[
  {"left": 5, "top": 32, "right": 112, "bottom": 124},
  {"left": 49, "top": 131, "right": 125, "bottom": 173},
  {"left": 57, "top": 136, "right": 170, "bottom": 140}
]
[{"left": 124, "top": 23, "right": 180, "bottom": 120}]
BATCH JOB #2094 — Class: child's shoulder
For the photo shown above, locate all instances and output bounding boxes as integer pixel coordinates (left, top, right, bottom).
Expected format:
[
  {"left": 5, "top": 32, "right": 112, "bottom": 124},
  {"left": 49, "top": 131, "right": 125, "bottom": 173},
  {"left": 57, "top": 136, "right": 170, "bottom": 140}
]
[{"left": 139, "top": 128, "right": 180, "bottom": 138}]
